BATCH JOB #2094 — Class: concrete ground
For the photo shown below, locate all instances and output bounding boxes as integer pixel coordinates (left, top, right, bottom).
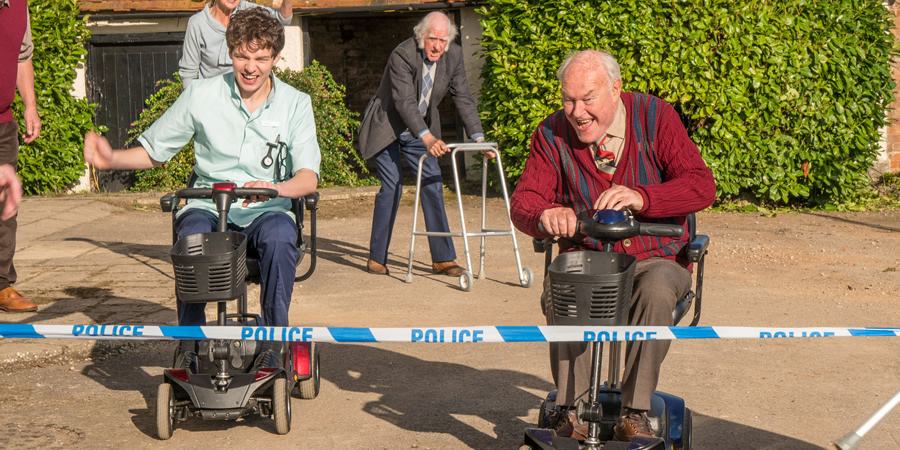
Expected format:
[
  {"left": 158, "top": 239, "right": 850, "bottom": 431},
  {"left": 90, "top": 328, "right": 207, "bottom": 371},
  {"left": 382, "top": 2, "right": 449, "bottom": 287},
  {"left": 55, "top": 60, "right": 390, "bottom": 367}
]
[{"left": 0, "top": 188, "right": 898, "bottom": 449}]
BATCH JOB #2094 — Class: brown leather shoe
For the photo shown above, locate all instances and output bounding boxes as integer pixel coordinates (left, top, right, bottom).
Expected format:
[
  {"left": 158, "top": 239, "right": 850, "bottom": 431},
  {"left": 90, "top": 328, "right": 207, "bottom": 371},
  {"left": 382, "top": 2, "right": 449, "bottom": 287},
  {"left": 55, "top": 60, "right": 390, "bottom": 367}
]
[
  {"left": 614, "top": 407, "right": 654, "bottom": 441},
  {"left": 367, "top": 259, "right": 389, "bottom": 275},
  {"left": 431, "top": 260, "right": 464, "bottom": 276},
  {"left": 551, "top": 409, "right": 588, "bottom": 440},
  {"left": 0, "top": 287, "right": 37, "bottom": 312}
]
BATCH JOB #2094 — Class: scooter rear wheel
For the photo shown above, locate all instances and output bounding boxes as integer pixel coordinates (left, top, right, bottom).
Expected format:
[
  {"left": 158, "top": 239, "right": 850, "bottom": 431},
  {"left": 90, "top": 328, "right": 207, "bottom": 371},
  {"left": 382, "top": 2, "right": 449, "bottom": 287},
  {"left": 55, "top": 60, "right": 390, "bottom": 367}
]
[
  {"left": 272, "top": 377, "right": 291, "bottom": 434},
  {"left": 156, "top": 383, "right": 174, "bottom": 440}
]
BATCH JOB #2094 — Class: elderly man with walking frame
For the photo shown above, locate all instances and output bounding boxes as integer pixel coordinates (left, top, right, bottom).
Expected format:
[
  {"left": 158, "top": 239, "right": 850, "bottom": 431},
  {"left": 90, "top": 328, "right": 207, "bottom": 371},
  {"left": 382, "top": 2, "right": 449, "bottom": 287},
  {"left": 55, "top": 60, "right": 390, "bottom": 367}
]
[{"left": 358, "top": 11, "right": 493, "bottom": 278}]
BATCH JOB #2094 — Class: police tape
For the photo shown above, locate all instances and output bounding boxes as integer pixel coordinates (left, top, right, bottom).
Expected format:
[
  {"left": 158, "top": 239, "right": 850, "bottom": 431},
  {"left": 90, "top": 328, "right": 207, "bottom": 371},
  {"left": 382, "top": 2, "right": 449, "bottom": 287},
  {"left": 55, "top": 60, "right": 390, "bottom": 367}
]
[{"left": 0, "top": 324, "right": 898, "bottom": 343}]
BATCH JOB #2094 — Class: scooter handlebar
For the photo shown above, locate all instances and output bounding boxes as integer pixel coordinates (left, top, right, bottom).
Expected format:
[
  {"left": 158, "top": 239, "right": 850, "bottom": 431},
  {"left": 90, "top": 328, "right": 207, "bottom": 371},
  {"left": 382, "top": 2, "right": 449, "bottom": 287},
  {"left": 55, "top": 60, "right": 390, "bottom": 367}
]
[
  {"left": 535, "top": 214, "right": 684, "bottom": 241},
  {"left": 174, "top": 187, "right": 280, "bottom": 200},
  {"left": 638, "top": 223, "right": 685, "bottom": 238}
]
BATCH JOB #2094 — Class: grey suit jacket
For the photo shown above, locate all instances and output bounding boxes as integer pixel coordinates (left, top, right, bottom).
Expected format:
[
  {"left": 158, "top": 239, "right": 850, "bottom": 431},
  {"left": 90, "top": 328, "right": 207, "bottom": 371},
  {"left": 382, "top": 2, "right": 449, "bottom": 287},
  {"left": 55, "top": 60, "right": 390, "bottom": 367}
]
[{"left": 358, "top": 36, "right": 484, "bottom": 159}]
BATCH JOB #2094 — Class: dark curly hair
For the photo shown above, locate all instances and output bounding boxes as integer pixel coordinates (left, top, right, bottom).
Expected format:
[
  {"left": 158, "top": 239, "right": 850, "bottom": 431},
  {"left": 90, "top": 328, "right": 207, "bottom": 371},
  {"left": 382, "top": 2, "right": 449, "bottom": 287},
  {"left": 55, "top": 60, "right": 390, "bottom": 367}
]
[{"left": 225, "top": 7, "right": 285, "bottom": 56}]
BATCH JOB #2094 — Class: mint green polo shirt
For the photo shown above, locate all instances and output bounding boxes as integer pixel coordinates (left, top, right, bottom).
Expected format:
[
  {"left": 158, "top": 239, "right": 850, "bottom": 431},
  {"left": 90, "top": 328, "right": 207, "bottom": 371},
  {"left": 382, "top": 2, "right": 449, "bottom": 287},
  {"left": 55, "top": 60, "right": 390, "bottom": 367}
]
[{"left": 138, "top": 72, "right": 321, "bottom": 227}]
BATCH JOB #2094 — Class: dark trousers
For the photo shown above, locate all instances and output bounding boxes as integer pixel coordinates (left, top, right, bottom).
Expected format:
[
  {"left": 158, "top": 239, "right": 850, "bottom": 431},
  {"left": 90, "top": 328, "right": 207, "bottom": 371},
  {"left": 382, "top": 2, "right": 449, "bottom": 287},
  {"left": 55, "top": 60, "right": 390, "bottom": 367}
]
[
  {"left": 543, "top": 257, "right": 691, "bottom": 411},
  {"left": 0, "top": 121, "right": 19, "bottom": 291},
  {"left": 369, "top": 132, "right": 455, "bottom": 265},
  {"left": 174, "top": 209, "right": 298, "bottom": 327}
]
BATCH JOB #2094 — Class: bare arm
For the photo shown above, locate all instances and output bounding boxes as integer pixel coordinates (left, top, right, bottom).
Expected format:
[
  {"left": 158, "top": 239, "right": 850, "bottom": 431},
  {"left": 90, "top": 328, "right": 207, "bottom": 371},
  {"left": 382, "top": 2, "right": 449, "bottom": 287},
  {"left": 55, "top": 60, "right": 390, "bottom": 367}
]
[
  {"left": 83, "top": 131, "right": 162, "bottom": 170},
  {"left": 16, "top": 59, "right": 40, "bottom": 143},
  {"left": 279, "top": 0, "right": 293, "bottom": 19}
]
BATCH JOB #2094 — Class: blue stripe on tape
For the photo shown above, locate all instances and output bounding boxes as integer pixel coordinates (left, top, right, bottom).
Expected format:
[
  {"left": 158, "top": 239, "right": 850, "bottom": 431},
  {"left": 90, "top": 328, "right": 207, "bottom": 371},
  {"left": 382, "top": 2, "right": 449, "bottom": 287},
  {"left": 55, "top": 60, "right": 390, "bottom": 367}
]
[
  {"left": 328, "top": 327, "right": 376, "bottom": 342},
  {"left": 496, "top": 326, "right": 546, "bottom": 342},
  {"left": 670, "top": 326, "right": 719, "bottom": 340},
  {"left": 0, "top": 324, "right": 42, "bottom": 339},
  {"left": 849, "top": 329, "right": 897, "bottom": 337},
  {"left": 159, "top": 326, "right": 206, "bottom": 340}
]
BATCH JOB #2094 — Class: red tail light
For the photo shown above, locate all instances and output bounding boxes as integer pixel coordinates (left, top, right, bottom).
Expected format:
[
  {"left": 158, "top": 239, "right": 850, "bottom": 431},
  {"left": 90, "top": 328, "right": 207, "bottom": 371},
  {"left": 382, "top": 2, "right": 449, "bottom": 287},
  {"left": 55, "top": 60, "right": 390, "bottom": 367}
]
[
  {"left": 292, "top": 342, "right": 311, "bottom": 376},
  {"left": 167, "top": 369, "right": 189, "bottom": 382}
]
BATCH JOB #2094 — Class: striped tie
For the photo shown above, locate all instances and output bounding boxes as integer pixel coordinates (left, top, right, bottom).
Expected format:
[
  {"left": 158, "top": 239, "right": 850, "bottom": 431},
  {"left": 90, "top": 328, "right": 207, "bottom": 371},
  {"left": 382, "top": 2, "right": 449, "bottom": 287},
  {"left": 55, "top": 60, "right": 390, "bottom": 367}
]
[{"left": 593, "top": 139, "right": 616, "bottom": 181}]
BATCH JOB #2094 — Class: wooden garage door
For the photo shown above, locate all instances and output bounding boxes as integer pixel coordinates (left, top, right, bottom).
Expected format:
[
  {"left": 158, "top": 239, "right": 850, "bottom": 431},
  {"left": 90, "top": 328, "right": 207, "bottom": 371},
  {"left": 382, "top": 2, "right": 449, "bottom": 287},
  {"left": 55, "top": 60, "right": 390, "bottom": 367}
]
[{"left": 86, "top": 33, "right": 184, "bottom": 150}]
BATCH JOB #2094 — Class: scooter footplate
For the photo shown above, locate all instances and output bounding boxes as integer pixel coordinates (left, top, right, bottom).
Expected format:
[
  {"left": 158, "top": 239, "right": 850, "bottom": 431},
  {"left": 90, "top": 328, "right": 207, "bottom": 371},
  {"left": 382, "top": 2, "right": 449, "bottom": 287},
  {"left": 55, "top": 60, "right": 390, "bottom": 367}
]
[
  {"left": 523, "top": 428, "right": 580, "bottom": 450},
  {"left": 199, "top": 408, "right": 244, "bottom": 421}
]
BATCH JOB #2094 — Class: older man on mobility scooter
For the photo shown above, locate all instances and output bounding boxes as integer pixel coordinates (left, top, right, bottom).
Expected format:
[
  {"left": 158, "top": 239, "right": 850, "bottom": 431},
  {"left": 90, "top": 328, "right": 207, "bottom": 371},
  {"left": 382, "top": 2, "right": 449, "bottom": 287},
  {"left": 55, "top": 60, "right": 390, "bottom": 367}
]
[
  {"left": 510, "top": 50, "right": 715, "bottom": 442},
  {"left": 84, "top": 8, "right": 320, "bottom": 364}
]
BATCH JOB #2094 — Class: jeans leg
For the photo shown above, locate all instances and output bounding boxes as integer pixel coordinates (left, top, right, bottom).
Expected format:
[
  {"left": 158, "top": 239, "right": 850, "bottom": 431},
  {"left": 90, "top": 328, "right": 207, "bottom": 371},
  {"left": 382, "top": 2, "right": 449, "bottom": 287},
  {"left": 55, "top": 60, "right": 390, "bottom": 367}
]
[
  {"left": 369, "top": 140, "right": 404, "bottom": 265},
  {"left": 173, "top": 209, "right": 218, "bottom": 326},
  {"left": 245, "top": 211, "right": 298, "bottom": 327},
  {"left": 400, "top": 135, "right": 456, "bottom": 263}
]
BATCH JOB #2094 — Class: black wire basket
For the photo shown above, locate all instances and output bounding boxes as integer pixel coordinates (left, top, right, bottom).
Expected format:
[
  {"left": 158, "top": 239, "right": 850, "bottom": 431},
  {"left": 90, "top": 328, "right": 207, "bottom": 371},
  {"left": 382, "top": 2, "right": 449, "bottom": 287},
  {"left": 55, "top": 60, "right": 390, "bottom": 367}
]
[
  {"left": 548, "top": 250, "right": 636, "bottom": 326},
  {"left": 170, "top": 232, "right": 247, "bottom": 303}
]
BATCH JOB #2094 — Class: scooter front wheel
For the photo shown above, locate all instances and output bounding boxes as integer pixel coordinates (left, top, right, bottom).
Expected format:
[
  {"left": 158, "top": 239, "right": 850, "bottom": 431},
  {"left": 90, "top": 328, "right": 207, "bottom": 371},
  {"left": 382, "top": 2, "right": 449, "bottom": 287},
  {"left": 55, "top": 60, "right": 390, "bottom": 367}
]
[
  {"left": 272, "top": 377, "right": 292, "bottom": 435},
  {"left": 156, "top": 383, "right": 174, "bottom": 440}
]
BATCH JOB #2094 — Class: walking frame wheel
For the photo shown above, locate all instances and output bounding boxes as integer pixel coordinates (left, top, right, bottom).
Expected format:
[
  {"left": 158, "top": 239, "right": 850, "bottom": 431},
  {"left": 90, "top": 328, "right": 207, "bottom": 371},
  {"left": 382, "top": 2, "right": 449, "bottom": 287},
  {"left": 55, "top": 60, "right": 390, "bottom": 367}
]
[
  {"left": 459, "top": 271, "right": 473, "bottom": 291},
  {"left": 520, "top": 267, "right": 534, "bottom": 288}
]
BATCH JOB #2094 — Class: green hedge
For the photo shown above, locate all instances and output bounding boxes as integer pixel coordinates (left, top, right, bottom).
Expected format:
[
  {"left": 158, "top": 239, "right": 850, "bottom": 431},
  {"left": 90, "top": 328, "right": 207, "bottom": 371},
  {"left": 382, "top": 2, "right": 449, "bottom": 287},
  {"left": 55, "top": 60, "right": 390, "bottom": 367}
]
[
  {"left": 128, "top": 61, "right": 370, "bottom": 190},
  {"left": 12, "top": 0, "right": 98, "bottom": 194},
  {"left": 477, "top": 0, "right": 896, "bottom": 205}
]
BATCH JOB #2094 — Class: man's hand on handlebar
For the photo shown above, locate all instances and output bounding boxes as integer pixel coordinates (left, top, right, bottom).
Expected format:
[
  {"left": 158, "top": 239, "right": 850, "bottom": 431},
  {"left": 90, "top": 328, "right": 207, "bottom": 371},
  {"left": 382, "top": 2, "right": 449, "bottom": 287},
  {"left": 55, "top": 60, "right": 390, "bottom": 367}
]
[
  {"left": 539, "top": 207, "right": 578, "bottom": 237},
  {"left": 593, "top": 184, "right": 644, "bottom": 212},
  {"left": 241, "top": 180, "right": 278, "bottom": 206}
]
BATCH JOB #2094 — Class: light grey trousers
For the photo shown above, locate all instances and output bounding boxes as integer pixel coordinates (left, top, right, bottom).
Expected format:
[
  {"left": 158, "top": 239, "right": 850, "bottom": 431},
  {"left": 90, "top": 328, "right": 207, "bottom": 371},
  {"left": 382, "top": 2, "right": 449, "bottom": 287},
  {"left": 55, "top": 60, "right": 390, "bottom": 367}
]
[{"left": 542, "top": 257, "right": 691, "bottom": 411}]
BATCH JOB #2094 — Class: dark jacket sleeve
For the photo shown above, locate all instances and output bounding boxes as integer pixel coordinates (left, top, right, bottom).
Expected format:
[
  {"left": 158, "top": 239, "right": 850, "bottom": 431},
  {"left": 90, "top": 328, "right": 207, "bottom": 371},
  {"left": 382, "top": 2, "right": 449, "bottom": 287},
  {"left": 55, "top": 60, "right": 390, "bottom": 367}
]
[{"left": 446, "top": 45, "right": 484, "bottom": 138}]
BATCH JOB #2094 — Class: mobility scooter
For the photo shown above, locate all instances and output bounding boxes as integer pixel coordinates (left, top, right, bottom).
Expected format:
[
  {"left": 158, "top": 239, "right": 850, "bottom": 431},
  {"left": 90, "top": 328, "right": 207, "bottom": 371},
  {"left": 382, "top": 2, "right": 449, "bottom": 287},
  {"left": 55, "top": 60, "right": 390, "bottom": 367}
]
[
  {"left": 155, "top": 183, "right": 320, "bottom": 439},
  {"left": 521, "top": 209, "right": 709, "bottom": 450}
]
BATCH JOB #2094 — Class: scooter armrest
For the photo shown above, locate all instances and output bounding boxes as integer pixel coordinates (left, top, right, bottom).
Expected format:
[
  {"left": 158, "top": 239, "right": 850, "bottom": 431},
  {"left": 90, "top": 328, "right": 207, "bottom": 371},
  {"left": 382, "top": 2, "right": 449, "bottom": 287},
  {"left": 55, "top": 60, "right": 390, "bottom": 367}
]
[
  {"left": 160, "top": 194, "right": 177, "bottom": 213},
  {"left": 304, "top": 192, "right": 319, "bottom": 211},
  {"left": 686, "top": 234, "right": 709, "bottom": 263}
]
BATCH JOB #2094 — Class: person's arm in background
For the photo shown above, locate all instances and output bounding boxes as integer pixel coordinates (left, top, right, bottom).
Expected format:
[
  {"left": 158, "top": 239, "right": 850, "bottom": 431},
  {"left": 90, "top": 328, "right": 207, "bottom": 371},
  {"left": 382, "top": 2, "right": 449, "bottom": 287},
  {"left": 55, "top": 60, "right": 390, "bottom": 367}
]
[
  {"left": 278, "top": 0, "right": 293, "bottom": 21},
  {"left": 446, "top": 47, "right": 493, "bottom": 157},
  {"left": 178, "top": 20, "right": 202, "bottom": 88},
  {"left": 16, "top": 13, "right": 39, "bottom": 143}
]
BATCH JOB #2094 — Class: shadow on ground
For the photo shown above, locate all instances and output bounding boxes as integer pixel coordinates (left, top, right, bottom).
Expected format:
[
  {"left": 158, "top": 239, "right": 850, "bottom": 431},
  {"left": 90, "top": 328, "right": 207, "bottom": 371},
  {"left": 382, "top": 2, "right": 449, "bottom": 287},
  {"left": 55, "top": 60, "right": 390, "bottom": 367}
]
[
  {"left": 692, "top": 412, "right": 823, "bottom": 449},
  {"left": 64, "top": 237, "right": 173, "bottom": 279},
  {"left": 326, "top": 343, "right": 555, "bottom": 447}
]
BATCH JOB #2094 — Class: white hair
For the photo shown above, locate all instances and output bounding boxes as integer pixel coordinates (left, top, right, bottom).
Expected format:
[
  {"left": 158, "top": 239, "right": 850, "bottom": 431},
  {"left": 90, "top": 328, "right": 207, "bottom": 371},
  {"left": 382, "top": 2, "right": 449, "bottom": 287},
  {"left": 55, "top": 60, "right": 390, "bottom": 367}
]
[
  {"left": 413, "top": 11, "right": 458, "bottom": 51},
  {"left": 557, "top": 50, "right": 622, "bottom": 90}
]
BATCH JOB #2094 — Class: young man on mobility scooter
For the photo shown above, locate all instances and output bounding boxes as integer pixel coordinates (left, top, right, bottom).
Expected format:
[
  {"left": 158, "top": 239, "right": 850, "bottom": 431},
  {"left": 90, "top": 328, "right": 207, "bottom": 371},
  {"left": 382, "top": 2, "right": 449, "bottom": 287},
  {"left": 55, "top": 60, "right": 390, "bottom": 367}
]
[
  {"left": 83, "top": 8, "right": 320, "bottom": 433},
  {"left": 510, "top": 50, "right": 716, "bottom": 443}
]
